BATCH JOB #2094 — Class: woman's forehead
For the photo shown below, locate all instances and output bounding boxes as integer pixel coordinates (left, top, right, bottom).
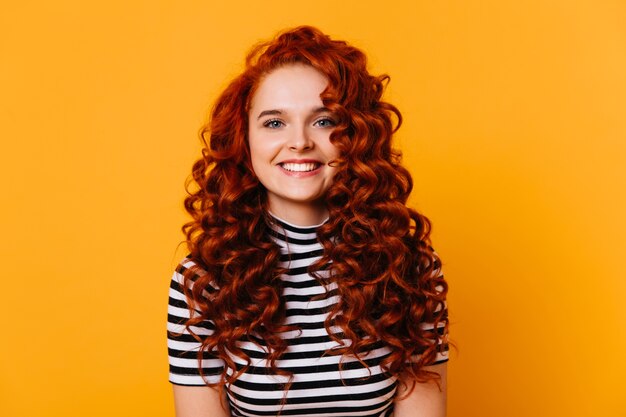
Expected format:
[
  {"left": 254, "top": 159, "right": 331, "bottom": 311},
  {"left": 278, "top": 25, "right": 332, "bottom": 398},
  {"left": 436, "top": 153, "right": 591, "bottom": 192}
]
[{"left": 249, "top": 64, "right": 328, "bottom": 114}]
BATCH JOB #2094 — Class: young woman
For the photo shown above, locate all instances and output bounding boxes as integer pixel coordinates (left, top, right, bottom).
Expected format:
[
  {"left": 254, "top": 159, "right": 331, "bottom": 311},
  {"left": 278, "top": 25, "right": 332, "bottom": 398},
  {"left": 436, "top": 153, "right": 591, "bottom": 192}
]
[{"left": 167, "top": 26, "right": 449, "bottom": 417}]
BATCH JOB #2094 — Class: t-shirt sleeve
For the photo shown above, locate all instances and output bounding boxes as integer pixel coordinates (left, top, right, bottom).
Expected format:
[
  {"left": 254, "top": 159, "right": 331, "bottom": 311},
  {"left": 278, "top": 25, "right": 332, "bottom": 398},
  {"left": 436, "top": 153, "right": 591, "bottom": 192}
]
[
  {"left": 414, "top": 256, "right": 449, "bottom": 365},
  {"left": 167, "top": 258, "right": 225, "bottom": 385},
  {"left": 419, "top": 302, "right": 449, "bottom": 365}
]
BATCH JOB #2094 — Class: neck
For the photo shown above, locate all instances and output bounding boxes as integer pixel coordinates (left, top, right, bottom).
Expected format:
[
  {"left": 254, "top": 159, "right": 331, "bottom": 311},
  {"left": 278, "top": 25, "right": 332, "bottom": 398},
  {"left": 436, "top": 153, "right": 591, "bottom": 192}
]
[{"left": 267, "top": 202, "right": 329, "bottom": 227}]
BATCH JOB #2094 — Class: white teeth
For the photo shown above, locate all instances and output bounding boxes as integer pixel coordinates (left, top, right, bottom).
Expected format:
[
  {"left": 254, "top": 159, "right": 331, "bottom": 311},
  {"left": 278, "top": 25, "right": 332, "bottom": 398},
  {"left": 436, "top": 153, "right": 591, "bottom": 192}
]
[{"left": 281, "top": 162, "right": 319, "bottom": 172}]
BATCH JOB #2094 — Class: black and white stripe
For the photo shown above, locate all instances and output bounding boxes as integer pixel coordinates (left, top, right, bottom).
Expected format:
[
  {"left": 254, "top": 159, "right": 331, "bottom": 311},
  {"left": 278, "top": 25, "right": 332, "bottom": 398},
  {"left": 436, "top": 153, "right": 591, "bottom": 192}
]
[{"left": 167, "top": 214, "right": 448, "bottom": 416}]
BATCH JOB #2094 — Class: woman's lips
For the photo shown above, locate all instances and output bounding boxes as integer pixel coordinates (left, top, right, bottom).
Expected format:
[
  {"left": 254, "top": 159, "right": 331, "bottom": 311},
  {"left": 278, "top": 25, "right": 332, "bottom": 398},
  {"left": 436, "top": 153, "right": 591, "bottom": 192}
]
[{"left": 277, "top": 160, "right": 324, "bottom": 178}]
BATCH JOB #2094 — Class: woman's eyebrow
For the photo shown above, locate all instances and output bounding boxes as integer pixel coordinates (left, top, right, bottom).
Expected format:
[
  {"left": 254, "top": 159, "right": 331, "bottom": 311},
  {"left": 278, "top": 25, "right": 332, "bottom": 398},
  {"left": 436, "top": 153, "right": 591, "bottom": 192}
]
[
  {"left": 257, "top": 107, "right": 331, "bottom": 120},
  {"left": 257, "top": 109, "right": 283, "bottom": 119}
]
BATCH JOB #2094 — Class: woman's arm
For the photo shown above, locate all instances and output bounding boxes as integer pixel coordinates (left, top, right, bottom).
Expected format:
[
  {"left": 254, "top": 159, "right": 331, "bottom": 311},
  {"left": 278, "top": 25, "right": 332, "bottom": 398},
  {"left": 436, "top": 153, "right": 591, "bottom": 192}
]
[
  {"left": 393, "top": 362, "right": 447, "bottom": 417},
  {"left": 172, "top": 385, "right": 231, "bottom": 417}
]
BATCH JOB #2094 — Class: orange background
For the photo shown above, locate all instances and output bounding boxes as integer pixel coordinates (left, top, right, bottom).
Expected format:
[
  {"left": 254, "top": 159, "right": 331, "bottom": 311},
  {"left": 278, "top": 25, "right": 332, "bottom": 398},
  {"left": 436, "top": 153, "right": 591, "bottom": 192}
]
[{"left": 1, "top": 1, "right": 625, "bottom": 416}]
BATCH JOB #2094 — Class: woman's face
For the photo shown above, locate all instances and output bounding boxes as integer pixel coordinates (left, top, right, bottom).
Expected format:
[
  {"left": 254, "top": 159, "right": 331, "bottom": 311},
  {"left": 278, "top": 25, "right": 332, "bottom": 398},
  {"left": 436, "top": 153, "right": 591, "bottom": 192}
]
[{"left": 248, "top": 64, "right": 339, "bottom": 225}]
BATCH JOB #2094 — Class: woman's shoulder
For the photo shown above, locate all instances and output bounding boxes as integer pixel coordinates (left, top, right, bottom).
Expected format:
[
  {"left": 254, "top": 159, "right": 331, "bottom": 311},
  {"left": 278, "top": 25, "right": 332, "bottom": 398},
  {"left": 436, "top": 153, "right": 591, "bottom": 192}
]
[
  {"left": 170, "top": 255, "right": 218, "bottom": 294},
  {"left": 174, "top": 255, "right": 206, "bottom": 276}
]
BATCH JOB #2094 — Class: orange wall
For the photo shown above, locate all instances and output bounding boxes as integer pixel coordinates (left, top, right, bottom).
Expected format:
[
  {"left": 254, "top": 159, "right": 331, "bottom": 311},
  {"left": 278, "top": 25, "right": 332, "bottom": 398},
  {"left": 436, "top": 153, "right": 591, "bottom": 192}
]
[{"left": 1, "top": 1, "right": 624, "bottom": 416}]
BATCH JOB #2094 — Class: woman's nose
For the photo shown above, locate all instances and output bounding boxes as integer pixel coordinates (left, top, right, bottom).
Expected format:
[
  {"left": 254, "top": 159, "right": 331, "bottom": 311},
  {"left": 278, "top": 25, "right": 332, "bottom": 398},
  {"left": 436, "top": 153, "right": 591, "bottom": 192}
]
[{"left": 287, "top": 126, "right": 313, "bottom": 151}]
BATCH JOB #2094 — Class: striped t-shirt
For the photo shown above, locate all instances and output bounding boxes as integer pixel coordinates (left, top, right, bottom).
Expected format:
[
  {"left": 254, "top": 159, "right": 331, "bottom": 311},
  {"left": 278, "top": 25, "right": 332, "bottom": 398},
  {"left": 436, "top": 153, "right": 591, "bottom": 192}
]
[{"left": 167, "top": 214, "right": 448, "bottom": 417}]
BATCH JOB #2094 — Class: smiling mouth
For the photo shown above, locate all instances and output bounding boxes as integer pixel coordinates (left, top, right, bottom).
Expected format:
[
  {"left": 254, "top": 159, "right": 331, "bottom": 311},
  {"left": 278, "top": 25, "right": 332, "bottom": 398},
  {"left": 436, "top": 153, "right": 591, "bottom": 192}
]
[{"left": 279, "top": 162, "right": 321, "bottom": 172}]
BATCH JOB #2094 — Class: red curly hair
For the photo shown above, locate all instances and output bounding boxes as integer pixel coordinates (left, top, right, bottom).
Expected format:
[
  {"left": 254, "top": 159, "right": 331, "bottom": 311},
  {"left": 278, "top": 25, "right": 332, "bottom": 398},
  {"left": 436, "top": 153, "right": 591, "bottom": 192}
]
[{"left": 180, "top": 25, "right": 448, "bottom": 392}]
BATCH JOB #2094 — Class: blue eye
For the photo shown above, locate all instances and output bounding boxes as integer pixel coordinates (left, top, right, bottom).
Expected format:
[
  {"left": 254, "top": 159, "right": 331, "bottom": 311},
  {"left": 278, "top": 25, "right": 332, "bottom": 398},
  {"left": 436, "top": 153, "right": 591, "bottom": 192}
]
[
  {"left": 263, "top": 119, "right": 284, "bottom": 129},
  {"left": 315, "top": 117, "right": 336, "bottom": 128}
]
